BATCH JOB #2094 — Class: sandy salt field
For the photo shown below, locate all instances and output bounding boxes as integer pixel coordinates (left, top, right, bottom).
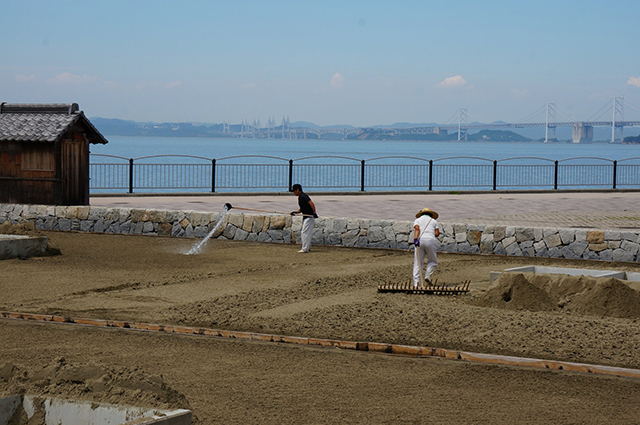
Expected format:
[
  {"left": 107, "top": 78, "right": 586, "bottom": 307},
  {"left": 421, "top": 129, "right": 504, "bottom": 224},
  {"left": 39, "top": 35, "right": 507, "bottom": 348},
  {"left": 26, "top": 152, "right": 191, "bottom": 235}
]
[{"left": 3, "top": 228, "right": 640, "bottom": 423}]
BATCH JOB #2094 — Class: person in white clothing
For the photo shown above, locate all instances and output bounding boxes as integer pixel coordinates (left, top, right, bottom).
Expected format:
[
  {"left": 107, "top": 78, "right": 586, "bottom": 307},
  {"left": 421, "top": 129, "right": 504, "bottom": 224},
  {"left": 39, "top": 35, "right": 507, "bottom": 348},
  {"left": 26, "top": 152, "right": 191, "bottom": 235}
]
[{"left": 412, "top": 207, "right": 440, "bottom": 286}]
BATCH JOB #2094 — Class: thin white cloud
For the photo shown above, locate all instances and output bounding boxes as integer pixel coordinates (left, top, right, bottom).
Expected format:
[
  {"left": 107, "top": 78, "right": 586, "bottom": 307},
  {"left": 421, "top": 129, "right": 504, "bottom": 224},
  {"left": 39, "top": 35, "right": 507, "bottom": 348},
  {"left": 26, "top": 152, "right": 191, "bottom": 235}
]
[
  {"left": 15, "top": 74, "right": 35, "bottom": 82},
  {"left": 435, "top": 75, "right": 466, "bottom": 89},
  {"left": 47, "top": 72, "right": 99, "bottom": 84},
  {"left": 628, "top": 76, "right": 640, "bottom": 88},
  {"left": 330, "top": 72, "right": 345, "bottom": 89},
  {"left": 167, "top": 81, "right": 182, "bottom": 89}
]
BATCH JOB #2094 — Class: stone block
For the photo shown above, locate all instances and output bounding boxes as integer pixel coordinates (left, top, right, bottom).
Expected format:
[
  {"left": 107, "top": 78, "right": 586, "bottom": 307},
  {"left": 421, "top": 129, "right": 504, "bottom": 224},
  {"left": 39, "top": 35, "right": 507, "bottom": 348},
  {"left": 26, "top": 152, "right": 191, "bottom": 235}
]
[
  {"left": 621, "top": 240, "right": 640, "bottom": 255},
  {"left": 326, "top": 218, "right": 348, "bottom": 234},
  {"left": 505, "top": 242, "right": 522, "bottom": 256},
  {"left": 467, "top": 230, "right": 482, "bottom": 245},
  {"left": 515, "top": 227, "right": 534, "bottom": 242},
  {"left": 535, "top": 247, "right": 548, "bottom": 258},
  {"left": 604, "top": 230, "right": 620, "bottom": 241},
  {"left": 502, "top": 236, "right": 516, "bottom": 248},
  {"left": 367, "top": 226, "right": 385, "bottom": 243},
  {"left": 547, "top": 247, "right": 563, "bottom": 258},
  {"left": 257, "top": 232, "right": 272, "bottom": 242},
  {"left": 158, "top": 222, "right": 172, "bottom": 236},
  {"left": 613, "top": 248, "right": 635, "bottom": 262},
  {"left": 493, "top": 226, "right": 506, "bottom": 241},
  {"left": 179, "top": 217, "right": 190, "bottom": 229},
  {"left": 342, "top": 229, "right": 359, "bottom": 247},
  {"left": 261, "top": 216, "right": 271, "bottom": 233},
  {"left": 189, "top": 212, "right": 210, "bottom": 227},
  {"left": 533, "top": 228, "right": 543, "bottom": 241},
  {"left": 543, "top": 228, "right": 558, "bottom": 237},
  {"left": 544, "top": 234, "right": 562, "bottom": 248},
  {"left": 559, "top": 229, "right": 575, "bottom": 244},
  {"left": 223, "top": 224, "right": 237, "bottom": 239},
  {"left": 129, "top": 209, "right": 150, "bottom": 223},
  {"left": 586, "top": 230, "right": 605, "bottom": 244},
  {"left": 608, "top": 240, "right": 621, "bottom": 249},
  {"left": 568, "top": 240, "right": 588, "bottom": 256},
  {"left": 505, "top": 226, "right": 515, "bottom": 238},
  {"left": 244, "top": 215, "right": 260, "bottom": 232},
  {"left": 325, "top": 232, "right": 342, "bottom": 245},
  {"left": 533, "top": 240, "right": 546, "bottom": 252},
  {"left": 599, "top": 249, "right": 613, "bottom": 261},
  {"left": 574, "top": 230, "right": 587, "bottom": 242},
  {"left": 59, "top": 218, "right": 72, "bottom": 232},
  {"left": 621, "top": 232, "right": 638, "bottom": 242},
  {"left": 588, "top": 243, "right": 608, "bottom": 252},
  {"left": 270, "top": 215, "right": 286, "bottom": 230},
  {"left": 143, "top": 221, "right": 154, "bottom": 234},
  {"left": 94, "top": 219, "right": 106, "bottom": 233},
  {"left": 227, "top": 213, "right": 244, "bottom": 228},
  {"left": 494, "top": 243, "right": 506, "bottom": 255},
  {"left": 80, "top": 221, "right": 93, "bottom": 232},
  {"left": 149, "top": 210, "right": 169, "bottom": 223},
  {"left": 480, "top": 241, "right": 493, "bottom": 254},
  {"left": 392, "top": 221, "right": 411, "bottom": 235},
  {"left": 234, "top": 228, "right": 250, "bottom": 241},
  {"left": 457, "top": 242, "right": 480, "bottom": 254},
  {"left": 454, "top": 232, "right": 467, "bottom": 243},
  {"left": 133, "top": 222, "right": 144, "bottom": 235}
]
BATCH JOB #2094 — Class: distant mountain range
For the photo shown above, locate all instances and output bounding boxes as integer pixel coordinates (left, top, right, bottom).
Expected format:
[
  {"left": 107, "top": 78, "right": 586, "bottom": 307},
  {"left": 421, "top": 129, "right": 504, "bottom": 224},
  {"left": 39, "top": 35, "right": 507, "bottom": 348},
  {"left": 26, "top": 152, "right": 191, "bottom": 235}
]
[{"left": 90, "top": 117, "right": 639, "bottom": 142}]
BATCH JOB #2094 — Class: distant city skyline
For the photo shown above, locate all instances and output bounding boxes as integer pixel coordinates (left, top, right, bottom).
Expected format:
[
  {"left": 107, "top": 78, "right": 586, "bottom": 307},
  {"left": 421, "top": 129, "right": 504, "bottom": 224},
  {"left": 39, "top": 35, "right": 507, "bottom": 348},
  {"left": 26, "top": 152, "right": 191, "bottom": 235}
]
[{"left": 2, "top": 1, "right": 640, "bottom": 127}]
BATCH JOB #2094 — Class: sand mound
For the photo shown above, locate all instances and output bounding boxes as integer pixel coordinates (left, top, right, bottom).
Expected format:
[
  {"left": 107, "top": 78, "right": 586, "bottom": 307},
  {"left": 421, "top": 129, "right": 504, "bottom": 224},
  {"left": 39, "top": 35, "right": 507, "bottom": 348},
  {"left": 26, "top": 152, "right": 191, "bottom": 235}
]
[
  {"left": 0, "top": 357, "right": 190, "bottom": 412},
  {"left": 567, "top": 277, "right": 640, "bottom": 319},
  {"left": 0, "top": 220, "right": 37, "bottom": 235},
  {"left": 472, "top": 272, "right": 640, "bottom": 319},
  {"left": 472, "top": 273, "right": 558, "bottom": 312}
]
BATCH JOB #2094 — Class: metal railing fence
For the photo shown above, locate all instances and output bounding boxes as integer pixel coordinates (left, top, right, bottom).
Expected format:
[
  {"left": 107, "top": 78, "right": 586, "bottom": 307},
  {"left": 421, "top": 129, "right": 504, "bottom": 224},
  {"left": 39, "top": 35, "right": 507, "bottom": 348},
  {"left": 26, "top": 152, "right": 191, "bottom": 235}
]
[{"left": 89, "top": 154, "right": 640, "bottom": 193}]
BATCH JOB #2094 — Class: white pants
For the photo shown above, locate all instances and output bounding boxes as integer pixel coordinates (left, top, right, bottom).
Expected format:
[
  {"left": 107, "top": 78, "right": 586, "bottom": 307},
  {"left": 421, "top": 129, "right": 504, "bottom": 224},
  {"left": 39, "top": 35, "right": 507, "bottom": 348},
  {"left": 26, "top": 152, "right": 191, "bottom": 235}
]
[
  {"left": 413, "top": 237, "right": 438, "bottom": 285},
  {"left": 301, "top": 217, "right": 315, "bottom": 252}
]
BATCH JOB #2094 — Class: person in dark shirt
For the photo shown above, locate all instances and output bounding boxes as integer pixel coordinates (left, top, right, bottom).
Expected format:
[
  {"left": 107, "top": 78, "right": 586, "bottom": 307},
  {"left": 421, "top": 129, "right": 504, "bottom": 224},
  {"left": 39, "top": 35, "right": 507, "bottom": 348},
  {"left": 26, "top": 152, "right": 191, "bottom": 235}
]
[{"left": 291, "top": 183, "right": 318, "bottom": 253}]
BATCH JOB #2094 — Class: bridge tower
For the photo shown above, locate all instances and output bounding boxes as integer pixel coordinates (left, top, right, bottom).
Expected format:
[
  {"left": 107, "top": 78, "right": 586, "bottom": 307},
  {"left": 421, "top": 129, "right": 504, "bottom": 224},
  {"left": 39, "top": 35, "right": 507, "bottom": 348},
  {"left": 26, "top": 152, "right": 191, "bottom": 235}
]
[
  {"left": 544, "top": 102, "right": 557, "bottom": 143},
  {"left": 457, "top": 108, "right": 468, "bottom": 141},
  {"left": 612, "top": 96, "right": 624, "bottom": 143},
  {"left": 222, "top": 121, "right": 229, "bottom": 134}
]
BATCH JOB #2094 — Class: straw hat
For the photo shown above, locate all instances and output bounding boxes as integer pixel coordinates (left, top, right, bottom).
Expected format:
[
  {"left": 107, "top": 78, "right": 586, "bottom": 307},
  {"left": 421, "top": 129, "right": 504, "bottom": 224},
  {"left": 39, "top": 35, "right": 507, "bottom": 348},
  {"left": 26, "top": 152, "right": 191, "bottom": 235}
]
[{"left": 415, "top": 208, "right": 438, "bottom": 219}]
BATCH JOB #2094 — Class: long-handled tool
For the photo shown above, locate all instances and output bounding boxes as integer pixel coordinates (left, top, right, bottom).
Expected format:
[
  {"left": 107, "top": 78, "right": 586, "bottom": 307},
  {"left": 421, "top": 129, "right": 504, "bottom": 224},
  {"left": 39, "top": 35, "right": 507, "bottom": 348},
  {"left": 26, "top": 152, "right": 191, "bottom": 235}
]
[{"left": 224, "top": 203, "right": 315, "bottom": 217}]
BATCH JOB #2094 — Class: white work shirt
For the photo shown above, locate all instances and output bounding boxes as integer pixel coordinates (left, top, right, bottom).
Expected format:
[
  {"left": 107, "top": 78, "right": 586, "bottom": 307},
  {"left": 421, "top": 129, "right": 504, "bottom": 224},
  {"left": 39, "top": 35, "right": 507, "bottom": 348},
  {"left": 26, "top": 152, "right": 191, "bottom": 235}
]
[{"left": 413, "top": 215, "right": 439, "bottom": 240}]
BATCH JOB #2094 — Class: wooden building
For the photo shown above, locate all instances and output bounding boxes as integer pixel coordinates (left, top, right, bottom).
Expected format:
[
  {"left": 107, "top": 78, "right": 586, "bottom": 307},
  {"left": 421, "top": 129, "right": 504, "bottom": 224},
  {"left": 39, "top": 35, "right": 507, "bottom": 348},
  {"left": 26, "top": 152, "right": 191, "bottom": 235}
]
[{"left": 0, "top": 103, "right": 108, "bottom": 205}]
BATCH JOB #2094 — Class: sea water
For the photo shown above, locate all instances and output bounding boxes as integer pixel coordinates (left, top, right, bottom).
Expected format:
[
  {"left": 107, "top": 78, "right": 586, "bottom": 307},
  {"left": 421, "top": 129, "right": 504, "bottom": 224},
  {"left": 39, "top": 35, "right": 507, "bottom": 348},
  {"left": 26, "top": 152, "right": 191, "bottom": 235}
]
[{"left": 91, "top": 136, "right": 640, "bottom": 162}]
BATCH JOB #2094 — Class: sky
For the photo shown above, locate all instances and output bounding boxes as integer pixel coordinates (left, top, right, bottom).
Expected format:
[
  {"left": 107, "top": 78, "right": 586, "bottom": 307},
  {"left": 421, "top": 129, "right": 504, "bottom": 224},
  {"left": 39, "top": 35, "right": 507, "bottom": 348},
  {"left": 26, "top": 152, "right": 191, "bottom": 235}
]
[{"left": 2, "top": 0, "right": 640, "bottom": 127}]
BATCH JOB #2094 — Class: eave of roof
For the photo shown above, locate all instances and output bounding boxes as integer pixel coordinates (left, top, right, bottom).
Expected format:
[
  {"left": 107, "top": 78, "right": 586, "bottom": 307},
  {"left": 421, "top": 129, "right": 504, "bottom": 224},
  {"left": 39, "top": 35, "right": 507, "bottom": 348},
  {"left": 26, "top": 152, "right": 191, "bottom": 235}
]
[{"left": 0, "top": 103, "right": 108, "bottom": 144}]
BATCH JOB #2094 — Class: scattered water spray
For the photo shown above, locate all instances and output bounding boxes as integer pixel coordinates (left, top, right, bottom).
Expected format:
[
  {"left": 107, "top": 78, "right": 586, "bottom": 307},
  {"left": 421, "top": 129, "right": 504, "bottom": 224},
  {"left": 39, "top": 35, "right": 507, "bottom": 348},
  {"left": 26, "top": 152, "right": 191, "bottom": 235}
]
[{"left": 185, "top": 203, "right": 232, "bottom": 255}]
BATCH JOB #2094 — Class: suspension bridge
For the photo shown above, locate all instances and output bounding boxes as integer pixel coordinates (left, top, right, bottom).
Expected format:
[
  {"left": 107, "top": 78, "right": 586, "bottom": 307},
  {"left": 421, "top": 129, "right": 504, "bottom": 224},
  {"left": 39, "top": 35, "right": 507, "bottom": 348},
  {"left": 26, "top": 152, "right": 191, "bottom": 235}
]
[{"left": 233, "top": 96, "right": 640, "bottom": 143}]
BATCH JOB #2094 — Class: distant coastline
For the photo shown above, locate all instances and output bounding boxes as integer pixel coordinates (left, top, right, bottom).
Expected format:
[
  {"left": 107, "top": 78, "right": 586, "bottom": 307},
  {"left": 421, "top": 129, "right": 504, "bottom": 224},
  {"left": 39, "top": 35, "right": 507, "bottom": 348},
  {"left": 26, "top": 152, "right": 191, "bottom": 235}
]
[{"left": 90, "top": 117, "right": 638, "bottom": 144}]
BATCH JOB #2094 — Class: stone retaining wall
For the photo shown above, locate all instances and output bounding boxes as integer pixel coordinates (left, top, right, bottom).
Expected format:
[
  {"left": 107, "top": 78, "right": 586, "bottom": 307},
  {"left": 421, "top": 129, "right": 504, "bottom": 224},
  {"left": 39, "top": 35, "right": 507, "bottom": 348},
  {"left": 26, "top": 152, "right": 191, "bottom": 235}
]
[{"left": 2, "top": 203, "right": 639, "bottom": 262}]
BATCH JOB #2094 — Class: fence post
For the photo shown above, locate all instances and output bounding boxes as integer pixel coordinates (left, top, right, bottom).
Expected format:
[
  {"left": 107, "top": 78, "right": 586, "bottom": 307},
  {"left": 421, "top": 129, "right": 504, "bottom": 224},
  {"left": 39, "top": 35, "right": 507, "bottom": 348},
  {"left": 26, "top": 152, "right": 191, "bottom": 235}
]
[
  {"left": 554, "top": 160, "right": 558, "bottom": 190},
  {"left": 128, "top": 158, "right": 134, "bottom": 194},
  {"left": 493, "top": 160, "right": 497, "bottom": 190},
  {"left": 211, "top": 159, "right": 216, "bottom": 192},
  {"left": 361, "top": 160, "right": 365, "bottom": 192},
  {"left": 613, "top": 160, "right": 617, "bottom": 189},
  {"left": 428, "top": 160, "right": 433, "bottom": 191},
  {"left": 288, "top": 159, "right": 293, "bottom": 191}
]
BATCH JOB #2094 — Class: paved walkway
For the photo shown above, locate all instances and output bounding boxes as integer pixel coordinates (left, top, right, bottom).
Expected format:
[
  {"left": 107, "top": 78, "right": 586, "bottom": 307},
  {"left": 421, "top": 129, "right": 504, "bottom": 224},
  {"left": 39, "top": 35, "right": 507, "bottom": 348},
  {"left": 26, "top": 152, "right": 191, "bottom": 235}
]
[{"left": 91, "top": 191, "right": 640, "bottom": 230}]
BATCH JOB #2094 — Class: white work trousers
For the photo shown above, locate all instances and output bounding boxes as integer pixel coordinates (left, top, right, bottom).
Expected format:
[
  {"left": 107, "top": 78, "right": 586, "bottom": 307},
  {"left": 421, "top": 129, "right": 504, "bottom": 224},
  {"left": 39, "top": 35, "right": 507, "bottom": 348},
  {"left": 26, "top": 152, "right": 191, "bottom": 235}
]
[
  {"left": 413, "top": 237, "right": 438, "bottom": 286},
  {"left": 301, "top": 217, "right": 315, "bottom": 252}
]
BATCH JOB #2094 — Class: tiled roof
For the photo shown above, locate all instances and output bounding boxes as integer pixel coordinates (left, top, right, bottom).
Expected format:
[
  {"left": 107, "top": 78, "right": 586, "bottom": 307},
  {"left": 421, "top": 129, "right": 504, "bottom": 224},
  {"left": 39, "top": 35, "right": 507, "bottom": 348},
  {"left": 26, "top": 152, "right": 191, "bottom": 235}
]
[{"left": 0, "top": 103, "right": 108, "bottom": 144}]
